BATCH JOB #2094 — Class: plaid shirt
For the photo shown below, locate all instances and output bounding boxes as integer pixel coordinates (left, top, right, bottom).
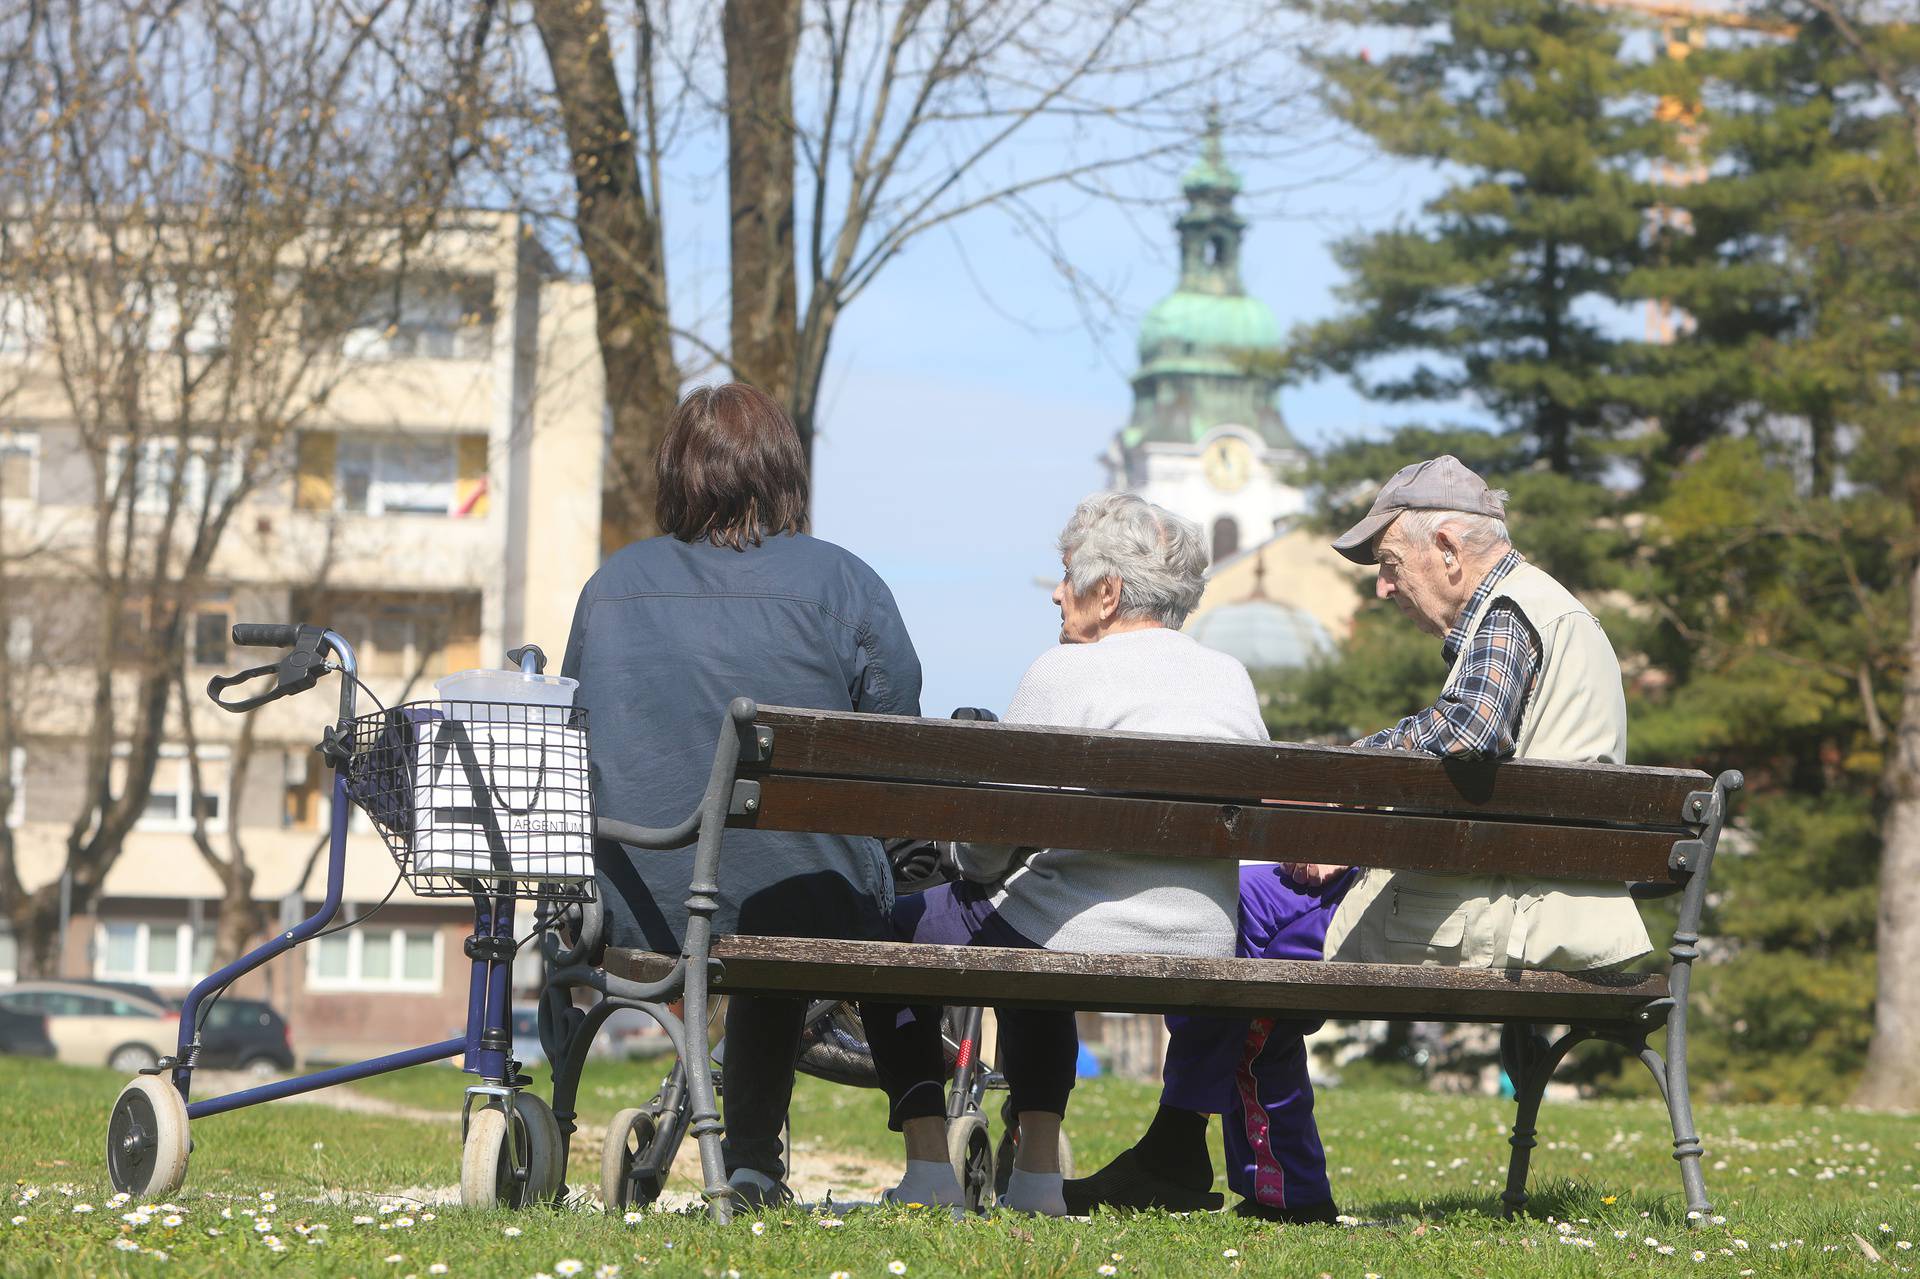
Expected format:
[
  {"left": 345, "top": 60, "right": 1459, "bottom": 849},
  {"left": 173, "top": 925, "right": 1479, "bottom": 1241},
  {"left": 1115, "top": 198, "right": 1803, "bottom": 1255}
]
[{"left": 1357, "top": 550, "right": 1539, "bottom": 759}]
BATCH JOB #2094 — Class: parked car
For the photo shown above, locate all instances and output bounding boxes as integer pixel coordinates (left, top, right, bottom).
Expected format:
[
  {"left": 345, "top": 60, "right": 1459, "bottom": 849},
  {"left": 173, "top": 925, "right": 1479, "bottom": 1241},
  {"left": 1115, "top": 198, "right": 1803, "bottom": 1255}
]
[
  {"left": 0, "top": 1004, "right": 57, "bottom": 1059},
  {"left": 195, "top": 997, "right": 295, "bottom": 1076},
  {"left": 511, "top": 1008, "right": 545, "bottom": 1067},
  {"left": 0, "top": 980, "right": 177, "bottom": 1072}
]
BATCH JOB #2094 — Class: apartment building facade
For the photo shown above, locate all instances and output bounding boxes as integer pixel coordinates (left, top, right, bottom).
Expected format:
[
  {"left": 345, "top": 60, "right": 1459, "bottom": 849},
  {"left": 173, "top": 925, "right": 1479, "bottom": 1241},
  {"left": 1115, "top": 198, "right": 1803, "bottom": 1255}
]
[{"left": 0, "top": 211, "right": 606, "bottom": 1062}]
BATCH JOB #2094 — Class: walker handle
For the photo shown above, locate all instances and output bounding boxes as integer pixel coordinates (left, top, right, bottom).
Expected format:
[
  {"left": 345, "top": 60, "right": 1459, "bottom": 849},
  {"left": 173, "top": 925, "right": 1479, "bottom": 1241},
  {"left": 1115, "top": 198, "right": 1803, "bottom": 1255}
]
[{"left": 232, "top": 623, "right": 300, "bottom": 648}]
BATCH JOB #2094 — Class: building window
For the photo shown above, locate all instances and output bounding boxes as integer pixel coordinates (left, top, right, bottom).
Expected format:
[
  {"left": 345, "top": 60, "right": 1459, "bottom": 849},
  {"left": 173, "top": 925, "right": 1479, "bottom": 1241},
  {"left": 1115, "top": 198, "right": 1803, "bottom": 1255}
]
[
  {"left": 191, "top": 600, "right": 232, "bottom": 667},
  {"left": 112, "top": 744, "right": 230, "bottom": 833},
  {"left": 0, "top": 292, "right": 46, "bottom": 357},
  {"left": 337, "top": 435, "right": 456, "bottom": 516},
  {"left": 337, "top": 274, "right": 494, "bottom": 361},
  {"left": 1, "top": 430, "right": 37, "bottom": 503},
  {"left": 308, "top": 921, "right": 441, "bottom": 993},
  {"left": 132, "top": 280, "right": 231, "bottom": 355},
  {"left": 105, "top": 437, "right": 241, "bottom": 516},
  {"left": 1212, "top": 516, "right": 1240, "bottom": 563},
  {"left": 95, "top": 920, "right": 211, "bottom": 985}
]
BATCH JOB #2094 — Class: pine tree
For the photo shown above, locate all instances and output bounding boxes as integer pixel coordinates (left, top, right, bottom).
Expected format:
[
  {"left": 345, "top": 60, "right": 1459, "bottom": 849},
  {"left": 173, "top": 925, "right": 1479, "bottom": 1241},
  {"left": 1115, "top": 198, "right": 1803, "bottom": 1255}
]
[{"left": 1294, "top": 0, "right": 1667, "bottom": 475}]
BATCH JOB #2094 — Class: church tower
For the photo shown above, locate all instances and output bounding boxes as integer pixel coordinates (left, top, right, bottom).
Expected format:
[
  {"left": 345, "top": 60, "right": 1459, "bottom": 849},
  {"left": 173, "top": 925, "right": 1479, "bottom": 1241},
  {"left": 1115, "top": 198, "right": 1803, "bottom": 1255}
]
[{"left": 1103, "top": 118, "right": 1306, "bottom": 563}]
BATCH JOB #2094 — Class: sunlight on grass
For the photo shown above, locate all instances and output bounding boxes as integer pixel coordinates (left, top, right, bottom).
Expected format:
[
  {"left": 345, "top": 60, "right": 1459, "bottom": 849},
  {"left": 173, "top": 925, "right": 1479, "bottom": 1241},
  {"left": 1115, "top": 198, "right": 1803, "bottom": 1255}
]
[{"left": 4, "top": 1054, "right": 1916, "bottom": 1277}]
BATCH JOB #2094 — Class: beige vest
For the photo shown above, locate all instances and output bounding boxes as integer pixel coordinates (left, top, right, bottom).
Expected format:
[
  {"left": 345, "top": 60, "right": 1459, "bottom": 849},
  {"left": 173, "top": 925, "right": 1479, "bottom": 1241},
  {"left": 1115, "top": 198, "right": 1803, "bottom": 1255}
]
[{"left": 1322, "top": 561, "right": 1654, "bottom": 972}]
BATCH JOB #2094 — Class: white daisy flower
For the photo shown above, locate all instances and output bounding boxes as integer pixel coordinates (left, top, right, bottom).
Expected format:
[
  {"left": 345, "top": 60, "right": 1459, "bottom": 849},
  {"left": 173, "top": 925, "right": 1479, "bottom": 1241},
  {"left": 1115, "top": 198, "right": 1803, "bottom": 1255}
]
[
  {"left": 623, "top": 1210, "right": 644, "bottom": 1225},
  {"left": 355, "top": 1215, "right": 377, "bottom": 1225},
  {"left": 1691, "top": 1251, "right": 1706, "bottom": 1262},
  {"left": 1099, "top": 1267, "right": 1118, "bottom": 1276},
  {"left": 110, "top": 1193, "right": 131, "bottom": 1206},
  {"left": 162, "top": 1213, "right": 182, "bottom": 1227},
  {"left": 818, "top": 1217, "right": 844, "bottom": 1228},
  {"left": 555, "top": 1262, "right": 584, "bottom": 1277},
  {"left": 71, "top": 1204, "right": 93, "bottom": 1215},
  {"left": 386, "top": 1253, "right": 405, "bottom": 1264},
  {"left": 503, "top": 1226, "right": 523, "bottom": 1238},
  {"left": 429, "top": 1265, "right": 449, "bottom": 1275},
  {"left": 113, "top": 1239, "right": 140, "bottom": 1252},
  {"left": 260, "top": 1191, "right": 275, "bottom": 1202},
  {"left": 395, "top": 1216, "right": 415, "bottom": 1228},
  {"left": 595, "top": 1267, "right": 622, "bottom": 1279},
  {"left": 7, "top": 1216, "right": 23, "bottom": 1227},
  {"left": 1222, "top": 1250, "right": 1239, "bottom": 1260},
  {"left": 890, "top": 1262, "right": 909, "bottom": 1276},
  {"left": 750, "top": 1221, "right": 766, "bottom": 1236}
]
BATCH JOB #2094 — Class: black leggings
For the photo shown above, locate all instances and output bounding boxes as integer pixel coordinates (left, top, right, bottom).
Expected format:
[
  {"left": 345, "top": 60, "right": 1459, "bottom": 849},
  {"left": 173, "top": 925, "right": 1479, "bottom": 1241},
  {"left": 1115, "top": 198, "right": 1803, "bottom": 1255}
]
[{"left": 860, "top": 880, "right": 1079, "bottom": 1129}]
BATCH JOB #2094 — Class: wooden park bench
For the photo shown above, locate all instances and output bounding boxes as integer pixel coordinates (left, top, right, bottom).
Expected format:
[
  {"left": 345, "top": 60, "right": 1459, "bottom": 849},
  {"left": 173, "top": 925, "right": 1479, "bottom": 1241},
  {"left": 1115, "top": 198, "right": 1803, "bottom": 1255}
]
[{"left": 546, "top": 697, "right": 1740, "bottom": 1224}]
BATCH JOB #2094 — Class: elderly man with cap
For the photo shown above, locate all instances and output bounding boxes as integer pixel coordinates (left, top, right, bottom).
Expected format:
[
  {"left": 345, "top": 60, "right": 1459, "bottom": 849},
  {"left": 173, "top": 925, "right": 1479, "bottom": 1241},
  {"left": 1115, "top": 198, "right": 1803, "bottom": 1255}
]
[{"left": 1063, "top": 455, "right": 1651, "bottom": 1222}]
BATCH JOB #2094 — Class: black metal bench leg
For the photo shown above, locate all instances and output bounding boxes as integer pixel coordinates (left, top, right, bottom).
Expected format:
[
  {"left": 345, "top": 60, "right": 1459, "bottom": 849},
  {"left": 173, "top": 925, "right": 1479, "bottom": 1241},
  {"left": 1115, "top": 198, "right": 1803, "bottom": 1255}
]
[
  {"left": 1657, "top": 994, "right": 1712, "bottom": 1219},
  {"left": 545, "top": 993, "right": 622, "bottom": 1204},
  {"left": 1500, "top": 1024, "right": 1590, "bottom": 1219},
  {"left": 677, "top": 699, "right": 760, "bottom": 1224}
]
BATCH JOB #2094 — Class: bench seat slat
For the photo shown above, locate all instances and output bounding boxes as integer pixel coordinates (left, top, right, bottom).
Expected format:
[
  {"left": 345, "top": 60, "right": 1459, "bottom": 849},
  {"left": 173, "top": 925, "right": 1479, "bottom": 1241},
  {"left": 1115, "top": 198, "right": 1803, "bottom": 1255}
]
[
  {"left": 751, "top": 707, "right": 1709, "bottom": 829},
  {"left": 729, "top": 776, "right": 1682, "bottom": 882},
  {"left": 608, "top": 939, "right": 1670, "bottom": 1026}
]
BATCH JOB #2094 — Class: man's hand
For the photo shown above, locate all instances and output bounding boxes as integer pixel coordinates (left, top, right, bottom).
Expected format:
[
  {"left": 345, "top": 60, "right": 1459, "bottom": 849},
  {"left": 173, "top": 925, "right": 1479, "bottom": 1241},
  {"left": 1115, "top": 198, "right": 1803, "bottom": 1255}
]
[{"left": 1280, "top": 862, "right": 1348, "bottom": 888}]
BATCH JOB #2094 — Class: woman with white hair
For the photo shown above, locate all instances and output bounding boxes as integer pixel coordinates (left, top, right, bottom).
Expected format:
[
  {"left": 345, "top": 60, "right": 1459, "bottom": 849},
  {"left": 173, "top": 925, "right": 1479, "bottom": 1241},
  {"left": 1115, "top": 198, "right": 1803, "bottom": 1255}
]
[{"left": 862, "top": 492, "right": 1268, "bottom": 1215}]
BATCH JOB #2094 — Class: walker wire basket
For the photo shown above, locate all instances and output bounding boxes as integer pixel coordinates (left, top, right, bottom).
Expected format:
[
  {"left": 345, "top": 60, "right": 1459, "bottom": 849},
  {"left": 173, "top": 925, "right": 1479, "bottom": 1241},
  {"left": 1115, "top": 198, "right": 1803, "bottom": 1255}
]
[{"left": 344, "top": 700, "right": 597, "bottom": 904}]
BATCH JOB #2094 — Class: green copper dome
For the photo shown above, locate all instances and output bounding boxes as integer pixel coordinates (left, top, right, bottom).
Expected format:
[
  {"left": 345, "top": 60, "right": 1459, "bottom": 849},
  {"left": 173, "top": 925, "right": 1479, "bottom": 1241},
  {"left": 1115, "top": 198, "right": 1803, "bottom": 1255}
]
[
  {"left": 1121, "top": 120, "right": 1295, "bottom": 452},
  {"left": 1137, "top": 290, "right": 1281, "bottom": 370}
]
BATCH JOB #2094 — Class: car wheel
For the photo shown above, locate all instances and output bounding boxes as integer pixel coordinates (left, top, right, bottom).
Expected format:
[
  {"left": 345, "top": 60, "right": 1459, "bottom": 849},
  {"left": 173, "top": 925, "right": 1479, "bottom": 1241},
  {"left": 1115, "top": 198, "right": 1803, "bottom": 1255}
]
[
  {"left": 242, "top": 1055, "right": 283, "bottom": 1080},
  {"left": 108, "top": 1043, "right": 161, "bottom": 1074}
]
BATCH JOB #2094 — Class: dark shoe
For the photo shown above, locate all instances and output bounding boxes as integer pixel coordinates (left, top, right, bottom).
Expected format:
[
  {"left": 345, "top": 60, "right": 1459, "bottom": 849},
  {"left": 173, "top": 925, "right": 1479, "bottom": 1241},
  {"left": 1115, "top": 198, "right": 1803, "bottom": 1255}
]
[
  {"left": 1061, "top": 1148, "right": 1224, "bottom": 1215},
  {"left": 1232, "top": 1197, "right": 1339, "bottom": 1225}
]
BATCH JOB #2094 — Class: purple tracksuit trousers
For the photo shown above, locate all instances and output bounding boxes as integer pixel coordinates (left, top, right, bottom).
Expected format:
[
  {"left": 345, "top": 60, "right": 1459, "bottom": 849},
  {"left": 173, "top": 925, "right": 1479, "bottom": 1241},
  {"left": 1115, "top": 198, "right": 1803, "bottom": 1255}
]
[{"left": 1159, "top": 863, "right": 1357, "bottom": 1211}]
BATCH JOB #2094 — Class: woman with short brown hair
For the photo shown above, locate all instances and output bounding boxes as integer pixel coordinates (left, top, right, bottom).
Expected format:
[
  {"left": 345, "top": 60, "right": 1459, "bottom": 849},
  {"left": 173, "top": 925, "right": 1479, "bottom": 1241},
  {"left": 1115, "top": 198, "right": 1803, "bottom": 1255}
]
[{"left": 564, "top": 382, "right": 922, "bottom": 1208}]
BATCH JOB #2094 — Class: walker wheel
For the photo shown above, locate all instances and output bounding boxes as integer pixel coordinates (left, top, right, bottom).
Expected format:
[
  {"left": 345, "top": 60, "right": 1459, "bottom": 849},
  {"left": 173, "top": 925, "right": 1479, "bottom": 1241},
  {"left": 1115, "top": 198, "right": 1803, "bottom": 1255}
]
[
  {"left": 600, "top": 1107, "right": 666, "bottom": 1212},
  {"left": 461, "top": 1093, "right": 563, "bottom": 1209},
  {"left": 947, "top": 1113, "right": 995, "bottom": 1215},
  {"left": 107, "top": 1077, "right": 190, "bottom": 1198}
]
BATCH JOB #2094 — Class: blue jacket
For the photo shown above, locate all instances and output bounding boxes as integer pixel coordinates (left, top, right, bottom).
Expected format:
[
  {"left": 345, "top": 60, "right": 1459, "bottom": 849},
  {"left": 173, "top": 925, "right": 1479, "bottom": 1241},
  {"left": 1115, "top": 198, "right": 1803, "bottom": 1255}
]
[{"left": 561, "top": 532, "right": 922, "bottom": 953}]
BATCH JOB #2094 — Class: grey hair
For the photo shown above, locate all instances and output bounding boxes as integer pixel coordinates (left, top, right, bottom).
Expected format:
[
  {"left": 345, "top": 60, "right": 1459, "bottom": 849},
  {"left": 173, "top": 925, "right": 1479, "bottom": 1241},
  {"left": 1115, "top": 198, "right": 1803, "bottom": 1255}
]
[
  {"left": 1057, "top": 492, "right": 1209, "bottom": 629},
  {"left": 1395, "top": 495, "right": 1513, "bottom": 559}
]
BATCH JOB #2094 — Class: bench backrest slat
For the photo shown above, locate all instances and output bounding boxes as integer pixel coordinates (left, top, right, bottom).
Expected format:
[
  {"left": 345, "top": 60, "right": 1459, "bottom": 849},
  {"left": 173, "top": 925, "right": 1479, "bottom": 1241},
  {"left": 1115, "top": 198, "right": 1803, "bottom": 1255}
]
[
  {"left": 728, "top": 776, "right": 1682, "bottom": 882},
  {"left": 749, "top": 707, "right": 1707, "bottom": 829}
]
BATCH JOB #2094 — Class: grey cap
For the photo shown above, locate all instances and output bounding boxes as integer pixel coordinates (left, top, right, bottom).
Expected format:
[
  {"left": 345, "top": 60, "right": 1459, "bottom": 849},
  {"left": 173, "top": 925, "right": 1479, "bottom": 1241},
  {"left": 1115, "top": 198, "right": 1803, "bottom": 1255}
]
[{"left": 1331, "top": 455, "right": 1506, "bottom": 565}]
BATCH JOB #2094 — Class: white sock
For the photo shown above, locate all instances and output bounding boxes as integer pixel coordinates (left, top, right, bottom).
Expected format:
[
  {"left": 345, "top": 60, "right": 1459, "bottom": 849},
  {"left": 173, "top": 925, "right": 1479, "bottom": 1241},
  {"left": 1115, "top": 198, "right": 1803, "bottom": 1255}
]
[
  {"left": 1003, "top": 1167, "right": 1067, "bottom": 1216},
  {"left": 886, "top": 1158, "right": 963, "bottom": 1207}
]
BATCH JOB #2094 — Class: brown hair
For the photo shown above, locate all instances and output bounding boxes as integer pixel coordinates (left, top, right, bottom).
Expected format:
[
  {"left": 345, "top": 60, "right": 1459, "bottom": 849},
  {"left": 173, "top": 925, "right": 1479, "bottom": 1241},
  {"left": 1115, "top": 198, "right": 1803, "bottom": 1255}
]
[{"left": 654, "top": 382, "right": 810, "bottom": 550}]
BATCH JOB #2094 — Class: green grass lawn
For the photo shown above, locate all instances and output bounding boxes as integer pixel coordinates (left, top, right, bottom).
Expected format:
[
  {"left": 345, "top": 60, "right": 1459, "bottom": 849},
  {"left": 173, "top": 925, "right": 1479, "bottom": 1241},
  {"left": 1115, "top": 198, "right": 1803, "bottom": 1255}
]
[{"left": 3, "top": 1052, "right": 1916, "bottom": 1277}]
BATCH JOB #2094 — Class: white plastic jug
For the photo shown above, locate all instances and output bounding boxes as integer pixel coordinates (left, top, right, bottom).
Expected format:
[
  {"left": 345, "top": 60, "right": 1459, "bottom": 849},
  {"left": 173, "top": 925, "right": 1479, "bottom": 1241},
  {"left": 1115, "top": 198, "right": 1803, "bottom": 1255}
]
[{"left": 433, "top": 667, "right": 577, "bottom": 724}]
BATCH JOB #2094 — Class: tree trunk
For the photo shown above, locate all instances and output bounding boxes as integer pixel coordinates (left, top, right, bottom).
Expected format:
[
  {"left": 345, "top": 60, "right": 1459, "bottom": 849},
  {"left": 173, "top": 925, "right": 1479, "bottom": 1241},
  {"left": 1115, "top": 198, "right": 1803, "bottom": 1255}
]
[
  {"left": 723, "top": 0, "right": 800, "bottom": 414},
  {"left": 1855, "top": 550, "right": 1920, "bottom": 1109},
  {"left": 1808, "top": 402, "right": 1835, "bottom": 500},
  {"left": 531, "top": 0, "right": 679, "bottom": 553},
  {"left": 2, "top": 887, "right": 65, "bottom": 979}
]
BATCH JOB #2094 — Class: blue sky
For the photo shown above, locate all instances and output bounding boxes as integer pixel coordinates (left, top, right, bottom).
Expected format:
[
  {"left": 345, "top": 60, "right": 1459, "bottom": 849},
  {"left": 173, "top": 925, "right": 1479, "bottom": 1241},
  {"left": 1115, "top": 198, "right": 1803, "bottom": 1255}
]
[
  {"left": 794, "top": 136, "right": 1459, "bottom": 717},
  {"left": 586, "top": 15, "right": 1478, "bottom": 718}
]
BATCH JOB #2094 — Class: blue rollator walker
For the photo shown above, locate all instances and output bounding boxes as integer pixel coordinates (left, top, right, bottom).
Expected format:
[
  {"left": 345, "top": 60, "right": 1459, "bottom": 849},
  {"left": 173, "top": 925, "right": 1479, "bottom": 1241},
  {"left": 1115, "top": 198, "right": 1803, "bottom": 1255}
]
[{"left": 105, "top": 622, "right": 595, "bottom": 1208}]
